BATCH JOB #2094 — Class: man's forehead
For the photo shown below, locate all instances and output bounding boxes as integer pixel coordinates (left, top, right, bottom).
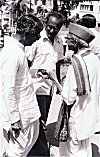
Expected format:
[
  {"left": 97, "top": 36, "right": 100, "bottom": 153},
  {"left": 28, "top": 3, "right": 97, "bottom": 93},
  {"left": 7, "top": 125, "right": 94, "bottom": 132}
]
[{"left": 48, "top": 16, "right": 61, "bottom": 24}]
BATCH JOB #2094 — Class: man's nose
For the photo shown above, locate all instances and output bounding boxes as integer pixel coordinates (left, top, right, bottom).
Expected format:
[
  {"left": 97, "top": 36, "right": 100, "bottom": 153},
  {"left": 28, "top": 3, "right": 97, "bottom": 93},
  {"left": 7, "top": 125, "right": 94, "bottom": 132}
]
[{"left": 50, "top": 28, "right": 54, "bottom": 33}]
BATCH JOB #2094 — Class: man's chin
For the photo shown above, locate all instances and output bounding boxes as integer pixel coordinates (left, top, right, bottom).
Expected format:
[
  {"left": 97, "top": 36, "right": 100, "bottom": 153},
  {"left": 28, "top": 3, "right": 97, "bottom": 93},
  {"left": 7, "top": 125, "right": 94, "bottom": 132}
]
[{"left": 48, "top": 34, "right": 56, "bottom": 40}]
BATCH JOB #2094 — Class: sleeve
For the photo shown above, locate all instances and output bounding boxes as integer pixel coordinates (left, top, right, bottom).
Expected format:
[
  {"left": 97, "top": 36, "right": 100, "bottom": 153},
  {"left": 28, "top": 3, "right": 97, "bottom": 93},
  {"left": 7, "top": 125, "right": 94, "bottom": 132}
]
[
  {"left": 25, "top": 42, "right": 37, "bottom": 62},
  {"left": 3, "top": 54, "right": 20, "bottom": 124},
  {"left": 61, "top": 65, "right": 77, "bottom": 105}
]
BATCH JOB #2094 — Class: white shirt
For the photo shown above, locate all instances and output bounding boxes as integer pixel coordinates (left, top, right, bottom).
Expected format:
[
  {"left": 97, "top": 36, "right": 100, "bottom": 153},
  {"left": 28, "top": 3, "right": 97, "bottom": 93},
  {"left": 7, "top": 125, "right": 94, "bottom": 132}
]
[
  {"left": 0, "top": 36, "right": 40, "bottom": 128},
  {"left": 26, "top": 29, "right": 63, "bottom": 95},
  {"left": 40, "top": 28, "right": 64, "bottom": 61},
  {"left": 61, "top": 50, "right": 100, "bottom": 140},
  {"left": 90, "top": 28, "right": 100, "bottom": 57}
]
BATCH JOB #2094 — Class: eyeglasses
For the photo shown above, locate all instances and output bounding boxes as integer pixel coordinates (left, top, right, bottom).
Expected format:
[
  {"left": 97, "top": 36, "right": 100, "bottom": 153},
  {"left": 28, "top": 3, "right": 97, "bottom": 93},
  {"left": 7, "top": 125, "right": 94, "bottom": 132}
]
[{"left": 65, "top": 35, "right": 78, "bottom": 44}]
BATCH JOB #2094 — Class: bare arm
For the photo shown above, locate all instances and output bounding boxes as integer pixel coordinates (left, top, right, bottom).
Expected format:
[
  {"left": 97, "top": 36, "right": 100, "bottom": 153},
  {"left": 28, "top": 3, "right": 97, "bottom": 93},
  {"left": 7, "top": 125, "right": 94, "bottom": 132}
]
[
  {"left": 53, "top": 78, "right": 63, "bottom": 93},
  {"left": 46, "top": 71, "right": 63, "bottom": 93}
]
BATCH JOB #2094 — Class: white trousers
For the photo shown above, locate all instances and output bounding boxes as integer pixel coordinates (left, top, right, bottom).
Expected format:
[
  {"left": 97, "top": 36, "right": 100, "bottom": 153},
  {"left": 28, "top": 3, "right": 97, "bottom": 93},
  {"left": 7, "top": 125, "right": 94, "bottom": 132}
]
[
  {"left": 7, "top": 119, "right": 39, "bottom": 157},
  {"left": 0, "top": 121, "right": 10, "bottom": 157},
  {"left": 59, "top": 119, "right": 92, "bottom": 157}
]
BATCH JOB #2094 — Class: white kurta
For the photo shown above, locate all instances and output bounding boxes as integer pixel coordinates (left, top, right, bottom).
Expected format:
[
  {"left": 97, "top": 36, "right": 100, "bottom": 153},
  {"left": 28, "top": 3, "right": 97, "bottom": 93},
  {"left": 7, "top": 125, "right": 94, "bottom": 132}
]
[
  {"left": 59, "top": 50, "right": 100, "bottom": 157},
  {"left": 61, "top": 51, "right": 100, "bottom": 140},
  {"left": 0, "top": 36, "right": 41, "bottom": 156},
  {"left": 0, "top": 37, "right": 40, "bottom": 126}
]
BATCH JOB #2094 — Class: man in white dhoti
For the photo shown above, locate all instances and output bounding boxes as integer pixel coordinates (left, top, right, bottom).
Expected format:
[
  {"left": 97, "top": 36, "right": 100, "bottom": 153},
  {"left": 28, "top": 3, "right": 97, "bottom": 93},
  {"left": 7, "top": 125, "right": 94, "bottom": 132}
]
[{"left": 0, "top": 14, "right": 42, "bottom": 157}]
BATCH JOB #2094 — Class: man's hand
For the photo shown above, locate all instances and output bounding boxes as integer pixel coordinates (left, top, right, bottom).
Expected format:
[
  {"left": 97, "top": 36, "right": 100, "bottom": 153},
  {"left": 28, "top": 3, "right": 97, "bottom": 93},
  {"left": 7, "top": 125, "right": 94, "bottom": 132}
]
[
  {"left": 37, "top": 69, "right": 48, "bottom": 75},
  {"left": 11, "top": 120, "right": 21, "bottom": 132},
  {"left": 37, "top": 69, "right": 49, "bottom": 79},
  {"left": 47, "top": 71, "right": 58, "bottom": 82},
  {"left": 37, "top": 70, "right": 56, "bottom": 81}
]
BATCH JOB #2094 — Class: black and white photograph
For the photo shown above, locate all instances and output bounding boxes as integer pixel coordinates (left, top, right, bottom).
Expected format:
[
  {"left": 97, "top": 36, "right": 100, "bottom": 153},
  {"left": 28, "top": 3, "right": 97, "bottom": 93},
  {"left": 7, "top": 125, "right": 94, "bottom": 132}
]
[{"left": 0, "top": 0, "right": 100, "bottom": 156}]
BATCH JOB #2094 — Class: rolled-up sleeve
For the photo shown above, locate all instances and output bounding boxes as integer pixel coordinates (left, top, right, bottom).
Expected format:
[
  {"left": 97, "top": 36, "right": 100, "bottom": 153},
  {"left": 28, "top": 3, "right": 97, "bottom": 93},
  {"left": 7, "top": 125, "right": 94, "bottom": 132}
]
[
  {"left": 61, "top": 65, "right": 77, "bottom": 105},
  {"left": 3, "top": 54, "right": 20, "bottom": 124}
]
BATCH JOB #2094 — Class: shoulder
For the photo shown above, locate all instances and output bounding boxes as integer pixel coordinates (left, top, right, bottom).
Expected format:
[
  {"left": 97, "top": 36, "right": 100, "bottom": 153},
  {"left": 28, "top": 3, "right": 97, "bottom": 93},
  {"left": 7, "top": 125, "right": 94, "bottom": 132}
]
[{"left": 32, "top": 37, "right": 43, "bottom": 47}]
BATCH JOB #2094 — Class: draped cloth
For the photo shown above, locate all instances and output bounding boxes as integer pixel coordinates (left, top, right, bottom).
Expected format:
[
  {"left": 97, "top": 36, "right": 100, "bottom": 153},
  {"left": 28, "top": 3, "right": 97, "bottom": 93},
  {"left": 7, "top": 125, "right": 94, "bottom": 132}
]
[
  {"left": 71, "top": 50, "right": 91, "bottom": 96},
  {"left": 54, "top": 100, "right": 69, "bottom": 142}
]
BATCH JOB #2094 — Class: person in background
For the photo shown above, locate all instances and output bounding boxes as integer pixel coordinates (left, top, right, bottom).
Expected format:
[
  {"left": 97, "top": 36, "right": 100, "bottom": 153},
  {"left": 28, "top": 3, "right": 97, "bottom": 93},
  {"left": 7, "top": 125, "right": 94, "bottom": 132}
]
[
  {"left": 46, "top": 23, "right": 100, "bottom": 157},
  {"left": 25, "top": 14, "right": 50, "bottom": 157},
  {"left": 26, "top": 11, "right": 65, "bottom": 127},
  {"left": 26, "top": 12, "right": 64, "bottom": 156},
  {"left": 0, "top": 14, "right": 41, "bottom": 157},
  {"left": 81, "top": 14, "right": 100, "bottom": 59},
  {"left": 70, "top": 13, "right": 81, "bottom": 24}
]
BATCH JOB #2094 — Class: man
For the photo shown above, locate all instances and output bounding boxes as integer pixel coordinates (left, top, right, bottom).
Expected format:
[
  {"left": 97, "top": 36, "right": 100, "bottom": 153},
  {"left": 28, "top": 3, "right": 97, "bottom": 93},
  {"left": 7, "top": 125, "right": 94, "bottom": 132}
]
[
  {"left": 0, "top": 14, "right": 42, "bottom": 157},
  {"left": 26, "top": 11, "right": 64, "bottom": 126},
  {"left": 70, "top": 13, "right": 81, "bottom": 24},
  {"left": 81, "top": 14, "right": 100, "bottom": 59},
  {"left": 48, "top": 23, "right": 100, "bottom": 157}
]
